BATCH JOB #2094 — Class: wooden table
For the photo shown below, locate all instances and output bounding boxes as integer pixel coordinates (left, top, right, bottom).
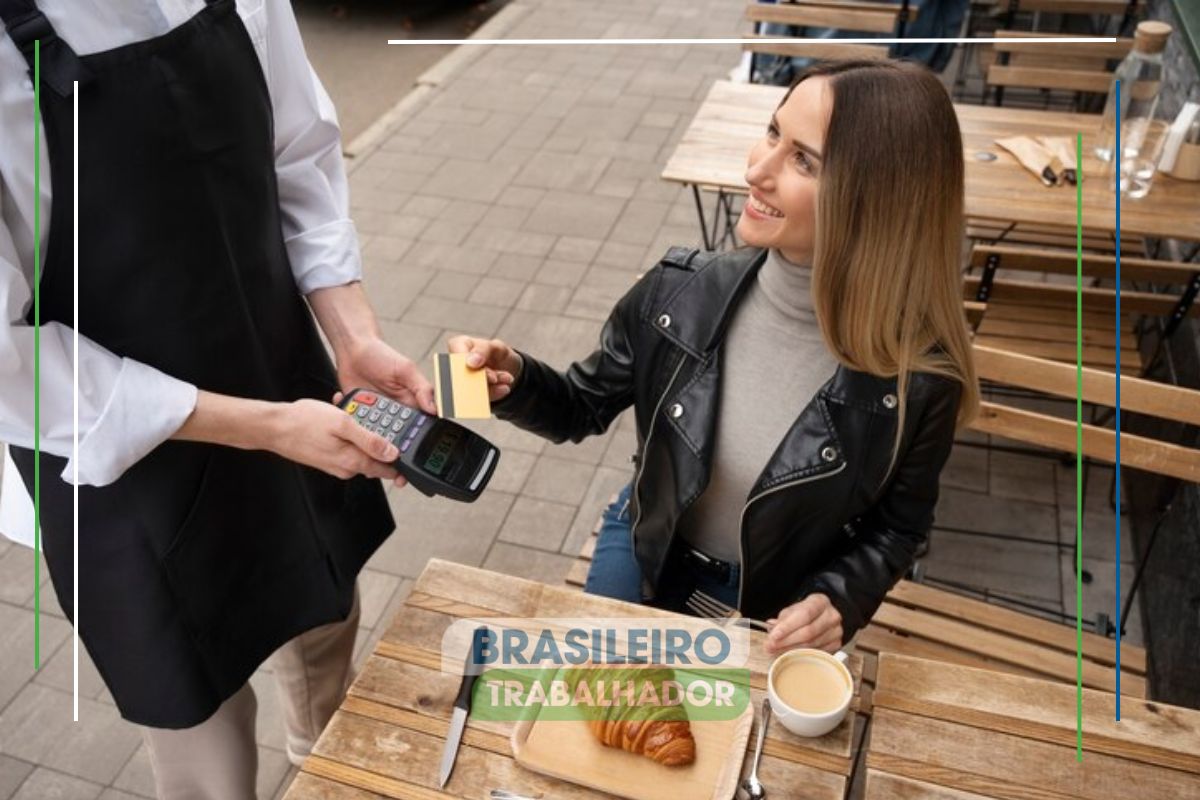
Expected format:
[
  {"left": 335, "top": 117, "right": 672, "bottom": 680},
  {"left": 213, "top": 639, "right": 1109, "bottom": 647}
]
[
  {"left": 661, "top": 80, "right": 1200, "bottom": 247},
  {"left": 864, "top": 652, "right": 1200, "bottom": 799},
  {"left": 283, "top": 559, "right": 866, "bottom": 800}
]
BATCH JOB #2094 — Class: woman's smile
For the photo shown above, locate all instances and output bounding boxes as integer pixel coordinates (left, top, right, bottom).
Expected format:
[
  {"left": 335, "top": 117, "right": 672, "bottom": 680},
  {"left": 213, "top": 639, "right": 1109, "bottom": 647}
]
[{"left": 745, "top": 191, "right": 785, "bottom": 220}]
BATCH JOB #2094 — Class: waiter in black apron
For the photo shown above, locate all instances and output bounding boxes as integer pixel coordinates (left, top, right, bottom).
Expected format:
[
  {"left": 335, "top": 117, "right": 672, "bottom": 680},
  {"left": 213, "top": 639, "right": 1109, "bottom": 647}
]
[{"left": 0, "top": 1, "right": 434, "bottom": 796}]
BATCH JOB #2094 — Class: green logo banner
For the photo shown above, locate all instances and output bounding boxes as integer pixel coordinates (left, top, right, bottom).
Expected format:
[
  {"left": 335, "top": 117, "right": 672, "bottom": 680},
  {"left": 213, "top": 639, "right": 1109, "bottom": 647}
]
[{"left": 470, "top": 665, "right": 752, "bottom": 722}]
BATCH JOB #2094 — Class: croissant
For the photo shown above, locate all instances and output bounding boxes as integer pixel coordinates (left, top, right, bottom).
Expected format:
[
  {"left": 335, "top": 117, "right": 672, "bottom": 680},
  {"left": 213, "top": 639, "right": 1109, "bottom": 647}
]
[
  {"left": 588, "top": 716, "right": 696, "bottom": 766},
  {"left": 568, "top": 666, "right": 696, "bottom": 767}
]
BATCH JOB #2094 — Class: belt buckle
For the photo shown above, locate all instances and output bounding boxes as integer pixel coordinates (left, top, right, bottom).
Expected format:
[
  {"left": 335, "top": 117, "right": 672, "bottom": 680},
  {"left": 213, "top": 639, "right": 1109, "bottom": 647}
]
[{"left": 685, "top": 546, "right": 730, "bottom": 582}]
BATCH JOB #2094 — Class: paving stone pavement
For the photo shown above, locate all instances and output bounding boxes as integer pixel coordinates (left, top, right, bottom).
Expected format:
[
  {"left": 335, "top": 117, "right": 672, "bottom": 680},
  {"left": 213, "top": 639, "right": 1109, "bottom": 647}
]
[{"left": 0, "top": 0, "right": 1142, "bottom": 795}]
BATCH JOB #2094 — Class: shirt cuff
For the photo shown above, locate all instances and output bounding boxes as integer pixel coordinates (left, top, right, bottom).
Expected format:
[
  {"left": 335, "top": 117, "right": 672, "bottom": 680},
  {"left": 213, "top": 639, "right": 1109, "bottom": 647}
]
[
  {"left": 61, "top": 359, "right": 198, "bottom": 487},
  {"left": 285, "top": 219, "right": 363, "bottom": 295}
]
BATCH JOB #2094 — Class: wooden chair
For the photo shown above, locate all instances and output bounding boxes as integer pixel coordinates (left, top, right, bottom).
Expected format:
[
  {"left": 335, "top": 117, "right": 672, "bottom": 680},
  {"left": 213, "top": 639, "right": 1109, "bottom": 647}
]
[
  {"left": 984, "top": 31, "right": 1133, "bottom": 107},
  {"left": 953, "top": 0, "right": 1143, "bottom": 104},
  {"left": 967, "top": 219, "right": 1147, "bottom": 259},
  {"left": 857, "top": 578, "right": 1148, "bottom": 702},
  {"left": 965, "top": 243, "right": 1200, "bottom": 374},
  {"left": 743, "top": 1, "right": 915, "bottom": 71},
  {"left": 965, "top": 342, "right": 1199, "bottom": 655},
  {"left": 985, "top": 0, "right": 1144, "bottom": 30},
  {"left": 969, "top": 343, "right": 1200, "bottom": 484}
]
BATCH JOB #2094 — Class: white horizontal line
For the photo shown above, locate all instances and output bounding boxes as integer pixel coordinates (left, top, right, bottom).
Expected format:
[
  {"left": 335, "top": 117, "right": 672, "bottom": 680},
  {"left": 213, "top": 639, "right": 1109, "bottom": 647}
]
[{"left": 387, "top": 37, "right": 1118, "bottom": 46}]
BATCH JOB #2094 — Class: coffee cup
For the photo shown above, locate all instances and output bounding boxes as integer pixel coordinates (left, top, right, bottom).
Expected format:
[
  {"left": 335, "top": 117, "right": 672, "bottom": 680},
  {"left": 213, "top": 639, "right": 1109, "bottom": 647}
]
[{"left": 767, "top": 649, "right": 853, "bottom": 737}]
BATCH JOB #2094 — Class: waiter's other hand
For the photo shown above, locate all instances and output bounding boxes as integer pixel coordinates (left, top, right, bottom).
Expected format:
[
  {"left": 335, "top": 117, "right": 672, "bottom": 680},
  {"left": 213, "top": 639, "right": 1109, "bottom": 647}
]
[
  {"left": 764, "top": 593, "right": 843, "bottom": 655},
  {"left": 446, "top": 334, "right": 521, "bottom": 402},
  {"left": 272, "top": 398, "right": 403, "bottom": 484},
  {"left": 337, "top": 337, "right": 437, "bottom": 416}
]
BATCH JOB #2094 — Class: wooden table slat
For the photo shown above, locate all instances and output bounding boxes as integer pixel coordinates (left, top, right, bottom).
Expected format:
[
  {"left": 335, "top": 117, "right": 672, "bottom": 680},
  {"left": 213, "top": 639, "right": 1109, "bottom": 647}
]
[
  {"left": 873, "top": 654, "right": 1200, "bottom": 775},
  {"left": 864, "top": 769, "right": 999, "bottom": 800},
  {"left": 867, "top": 707, "right": 1200, "bottom": 800}
]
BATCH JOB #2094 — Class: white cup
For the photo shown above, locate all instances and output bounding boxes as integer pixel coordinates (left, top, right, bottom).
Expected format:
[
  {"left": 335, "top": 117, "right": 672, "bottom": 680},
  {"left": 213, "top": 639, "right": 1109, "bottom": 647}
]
[{"left": 767, "top": 649, "right": 853, "bottom": 738}]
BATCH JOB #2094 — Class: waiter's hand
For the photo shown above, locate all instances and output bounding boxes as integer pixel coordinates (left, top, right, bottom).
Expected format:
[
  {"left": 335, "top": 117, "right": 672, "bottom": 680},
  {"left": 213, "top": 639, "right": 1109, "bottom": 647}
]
[
  {"left": 764, "top": 594, "right": 843, "bottom": 655},
  {"left": 272, "top": 398, "right": 404, "bottom": 484},
  {"left": 337, "top": 337, "right": 437, "bottom": 415}
]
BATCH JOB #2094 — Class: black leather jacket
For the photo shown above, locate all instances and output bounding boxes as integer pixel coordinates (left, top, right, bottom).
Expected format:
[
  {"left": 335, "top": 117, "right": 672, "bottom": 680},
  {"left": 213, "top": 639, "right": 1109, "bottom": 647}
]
[{"left": 495, "top": 247, "right": 962, "bottom": 642}]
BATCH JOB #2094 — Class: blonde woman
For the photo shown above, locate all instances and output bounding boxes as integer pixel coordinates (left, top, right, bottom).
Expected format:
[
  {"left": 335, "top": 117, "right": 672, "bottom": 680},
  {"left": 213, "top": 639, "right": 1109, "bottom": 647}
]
[{"left": 449, "top": 60, "right": 978, "bottom": 655}]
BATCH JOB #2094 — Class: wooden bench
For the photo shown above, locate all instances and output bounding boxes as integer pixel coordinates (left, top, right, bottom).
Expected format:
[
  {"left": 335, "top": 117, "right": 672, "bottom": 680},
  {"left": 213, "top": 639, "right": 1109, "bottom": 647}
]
[
  {"left": 965, "top": 243, "right": 1200, "bottom": 373},
  {"left": 743, "top": 0, "right": 915, "bottom": 67}
]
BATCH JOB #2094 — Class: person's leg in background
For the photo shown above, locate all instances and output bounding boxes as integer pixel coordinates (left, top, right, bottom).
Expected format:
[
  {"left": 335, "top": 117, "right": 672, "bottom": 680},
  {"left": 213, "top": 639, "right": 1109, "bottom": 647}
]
[
  {"left": 138, "top": 586, "right": 361, "bottom": 798},
  {"left": 141, "top": 685, "right": 259, "bottom": 800},
  {"left": 892, "top": 0, "right": 971, "bottom": 72},
  {"left": 271, "top": 585, "right": 362, "bottom": 766},
  {"left": 584, "top": 484, "right": 645, "bottom": 604}
]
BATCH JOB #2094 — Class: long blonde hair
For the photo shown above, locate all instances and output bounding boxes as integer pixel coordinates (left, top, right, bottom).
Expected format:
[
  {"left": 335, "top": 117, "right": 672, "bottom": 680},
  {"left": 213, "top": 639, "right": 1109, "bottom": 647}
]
[{"left": 785, "top": 60, "right": 979, "bottom": 460}]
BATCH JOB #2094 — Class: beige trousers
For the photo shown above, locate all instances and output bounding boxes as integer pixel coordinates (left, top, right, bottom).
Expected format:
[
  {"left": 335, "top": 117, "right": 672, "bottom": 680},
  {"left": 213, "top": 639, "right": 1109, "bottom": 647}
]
[{"left": 141, "top": 587, "right": 361, "bottom": 800}]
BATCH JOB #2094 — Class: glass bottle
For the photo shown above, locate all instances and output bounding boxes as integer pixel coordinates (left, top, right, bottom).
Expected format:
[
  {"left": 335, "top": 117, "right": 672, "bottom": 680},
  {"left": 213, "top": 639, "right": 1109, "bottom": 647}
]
[{"left": 1095, "top": 20, "right": 1172, "bottom": 163}]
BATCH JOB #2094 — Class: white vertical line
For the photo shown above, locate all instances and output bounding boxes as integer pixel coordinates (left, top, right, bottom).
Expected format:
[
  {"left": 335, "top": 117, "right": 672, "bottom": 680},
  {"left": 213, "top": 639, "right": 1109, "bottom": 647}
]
[{"left": 72, "top": 80, "right": 79, "bottom": 723}]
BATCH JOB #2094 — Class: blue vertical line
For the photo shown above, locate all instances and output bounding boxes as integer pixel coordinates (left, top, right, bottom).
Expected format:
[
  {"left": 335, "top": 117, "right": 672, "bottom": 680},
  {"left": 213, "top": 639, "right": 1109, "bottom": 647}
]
[{"left": 1114, "top": 80, "right": 1122, "bottom": 718}]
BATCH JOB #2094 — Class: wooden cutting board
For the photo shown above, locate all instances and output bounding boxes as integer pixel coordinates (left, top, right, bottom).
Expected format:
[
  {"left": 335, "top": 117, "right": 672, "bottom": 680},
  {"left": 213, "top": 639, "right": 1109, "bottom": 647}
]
[{"left": 511, "top": 675, "right": 754, "bottom": 800}]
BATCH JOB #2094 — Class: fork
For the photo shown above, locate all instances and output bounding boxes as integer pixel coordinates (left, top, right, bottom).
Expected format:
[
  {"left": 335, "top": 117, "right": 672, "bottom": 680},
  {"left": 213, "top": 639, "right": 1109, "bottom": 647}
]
[{"left": 685, "top": 589, "right": 772, "bottom": 632}]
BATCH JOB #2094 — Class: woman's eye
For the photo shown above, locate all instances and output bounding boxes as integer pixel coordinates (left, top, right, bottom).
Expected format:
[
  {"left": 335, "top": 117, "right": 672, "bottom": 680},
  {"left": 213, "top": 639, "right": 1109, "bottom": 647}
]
[
  {"left": 766, "top": 124, "right": 779, "bottom": 142},
  {"left": 794, "top": 151, "right": 813, "bottom": 172}
]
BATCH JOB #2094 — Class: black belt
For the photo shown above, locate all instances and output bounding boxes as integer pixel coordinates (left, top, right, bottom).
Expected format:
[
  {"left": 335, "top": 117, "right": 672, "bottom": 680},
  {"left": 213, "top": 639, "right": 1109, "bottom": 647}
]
[{"left": 679, "top": 542, "right": 735, "bottom": 583}]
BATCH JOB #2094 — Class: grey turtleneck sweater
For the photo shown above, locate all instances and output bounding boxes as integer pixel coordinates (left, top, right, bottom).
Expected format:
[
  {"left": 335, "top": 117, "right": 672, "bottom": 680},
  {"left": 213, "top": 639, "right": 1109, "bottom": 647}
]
[{"left": 677, "top": 249, "right": 839, "bottom": 564}]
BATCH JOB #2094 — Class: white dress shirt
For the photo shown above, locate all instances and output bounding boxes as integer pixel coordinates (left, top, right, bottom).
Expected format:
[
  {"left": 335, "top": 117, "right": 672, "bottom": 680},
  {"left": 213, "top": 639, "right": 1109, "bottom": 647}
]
[{"left": 0, "top": 0, "right": 362, "bottom": 545}]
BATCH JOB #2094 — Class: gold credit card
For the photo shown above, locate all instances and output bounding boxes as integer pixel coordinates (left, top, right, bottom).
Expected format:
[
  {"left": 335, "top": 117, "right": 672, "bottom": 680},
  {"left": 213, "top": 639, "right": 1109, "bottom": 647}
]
[{"left": 434, "top": 353, "right": 491, "bottom": 419}]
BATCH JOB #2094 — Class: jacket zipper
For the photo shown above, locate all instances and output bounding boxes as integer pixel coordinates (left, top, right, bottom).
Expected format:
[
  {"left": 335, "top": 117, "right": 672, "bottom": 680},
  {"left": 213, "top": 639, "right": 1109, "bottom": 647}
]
[
  {"left": 630, "top": 356, "right": 688, "bottom": 563},
  {"left": 735, "top": 461, "right": 848, "bottom": 609}
]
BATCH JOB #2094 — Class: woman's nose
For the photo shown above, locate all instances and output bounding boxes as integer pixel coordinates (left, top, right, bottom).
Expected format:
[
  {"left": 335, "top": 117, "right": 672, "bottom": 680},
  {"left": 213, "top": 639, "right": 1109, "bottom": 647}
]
[{"left": 745, "top": 145, "right": 776, "bottom": 190}]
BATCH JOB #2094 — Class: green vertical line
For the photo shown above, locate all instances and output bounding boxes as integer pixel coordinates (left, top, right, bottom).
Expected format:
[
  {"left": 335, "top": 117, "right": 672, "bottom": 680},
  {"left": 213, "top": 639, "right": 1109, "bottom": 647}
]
[
  {"left": 33, "top": 40, "right": 42, "bottom": 671},
  {"left": 1075, "top": 132, "right": 1083, "bottom": 762}
]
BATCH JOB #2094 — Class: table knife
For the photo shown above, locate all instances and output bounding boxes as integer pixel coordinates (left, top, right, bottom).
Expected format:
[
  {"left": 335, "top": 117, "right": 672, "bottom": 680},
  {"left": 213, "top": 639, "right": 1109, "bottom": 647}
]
[{"left": 439, "top": 625, "right": 492, "bottom": 789}]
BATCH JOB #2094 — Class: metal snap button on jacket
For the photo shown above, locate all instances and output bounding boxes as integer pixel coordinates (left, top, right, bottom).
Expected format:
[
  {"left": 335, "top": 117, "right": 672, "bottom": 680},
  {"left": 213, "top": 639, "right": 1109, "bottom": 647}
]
[
  {"left": 657, "top": 313, "right": 672, "bottom": 328},
  {"left": 882, "top": 393, "right": 898, "bottom": 409},
  {"left": 821, "top": 446, "right": 838, "bottom": 462},
  {"left": 668, "top": 403, "right": 684, "bottom": 419}
]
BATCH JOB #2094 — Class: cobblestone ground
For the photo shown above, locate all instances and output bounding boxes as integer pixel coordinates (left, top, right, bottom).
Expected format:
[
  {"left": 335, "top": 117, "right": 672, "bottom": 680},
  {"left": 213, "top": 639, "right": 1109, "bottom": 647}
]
[{"left": 0, "top": 0, "right": 1137, "bottom": 795}]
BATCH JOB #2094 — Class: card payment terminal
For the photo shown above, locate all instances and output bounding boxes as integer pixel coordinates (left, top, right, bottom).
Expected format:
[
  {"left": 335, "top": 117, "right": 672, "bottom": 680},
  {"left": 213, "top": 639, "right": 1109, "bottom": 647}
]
[{"left": 338, "top": 389, "right": 499, "bottom": 503}]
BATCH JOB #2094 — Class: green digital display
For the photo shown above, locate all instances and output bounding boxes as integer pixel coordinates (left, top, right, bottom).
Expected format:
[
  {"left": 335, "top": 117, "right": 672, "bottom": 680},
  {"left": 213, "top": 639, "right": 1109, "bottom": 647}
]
[{"left": 423, "top": 429, "right": 461, "bottom": 477}]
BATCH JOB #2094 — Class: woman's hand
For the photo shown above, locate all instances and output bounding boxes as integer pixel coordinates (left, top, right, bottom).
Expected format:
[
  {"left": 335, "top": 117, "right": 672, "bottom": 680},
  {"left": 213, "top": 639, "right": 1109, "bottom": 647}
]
[
  {"left": 268, "top": 398, "right": 404, "bottom": 486},
  {"left": 764, "top": 594, "right": 843, "bottom": 655},
  {"left": 446, "top": 335, "right": 521, "bottom": 403},
  {"left": 337, "top": 337, "right": 437, "bottom": 416}
]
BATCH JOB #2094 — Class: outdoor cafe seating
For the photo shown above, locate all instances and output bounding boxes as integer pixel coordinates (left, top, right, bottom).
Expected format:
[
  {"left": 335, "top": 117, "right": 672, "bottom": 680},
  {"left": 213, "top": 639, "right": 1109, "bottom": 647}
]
[{"left": 280, "top": 6, "right": 1200, "bottom": 799}]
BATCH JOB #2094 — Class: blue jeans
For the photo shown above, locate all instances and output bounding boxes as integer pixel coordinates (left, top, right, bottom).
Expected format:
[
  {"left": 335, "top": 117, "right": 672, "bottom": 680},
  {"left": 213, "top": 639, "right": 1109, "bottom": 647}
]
[{"left": 584, "top": 484, "right": 740, "bottom": 612}]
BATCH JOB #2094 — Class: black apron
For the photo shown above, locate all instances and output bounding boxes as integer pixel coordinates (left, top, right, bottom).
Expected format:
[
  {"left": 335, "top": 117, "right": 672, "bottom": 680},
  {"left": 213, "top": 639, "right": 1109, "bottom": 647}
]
[{"left": 0, "top": 0, "right": 394, "bottom": 728}]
